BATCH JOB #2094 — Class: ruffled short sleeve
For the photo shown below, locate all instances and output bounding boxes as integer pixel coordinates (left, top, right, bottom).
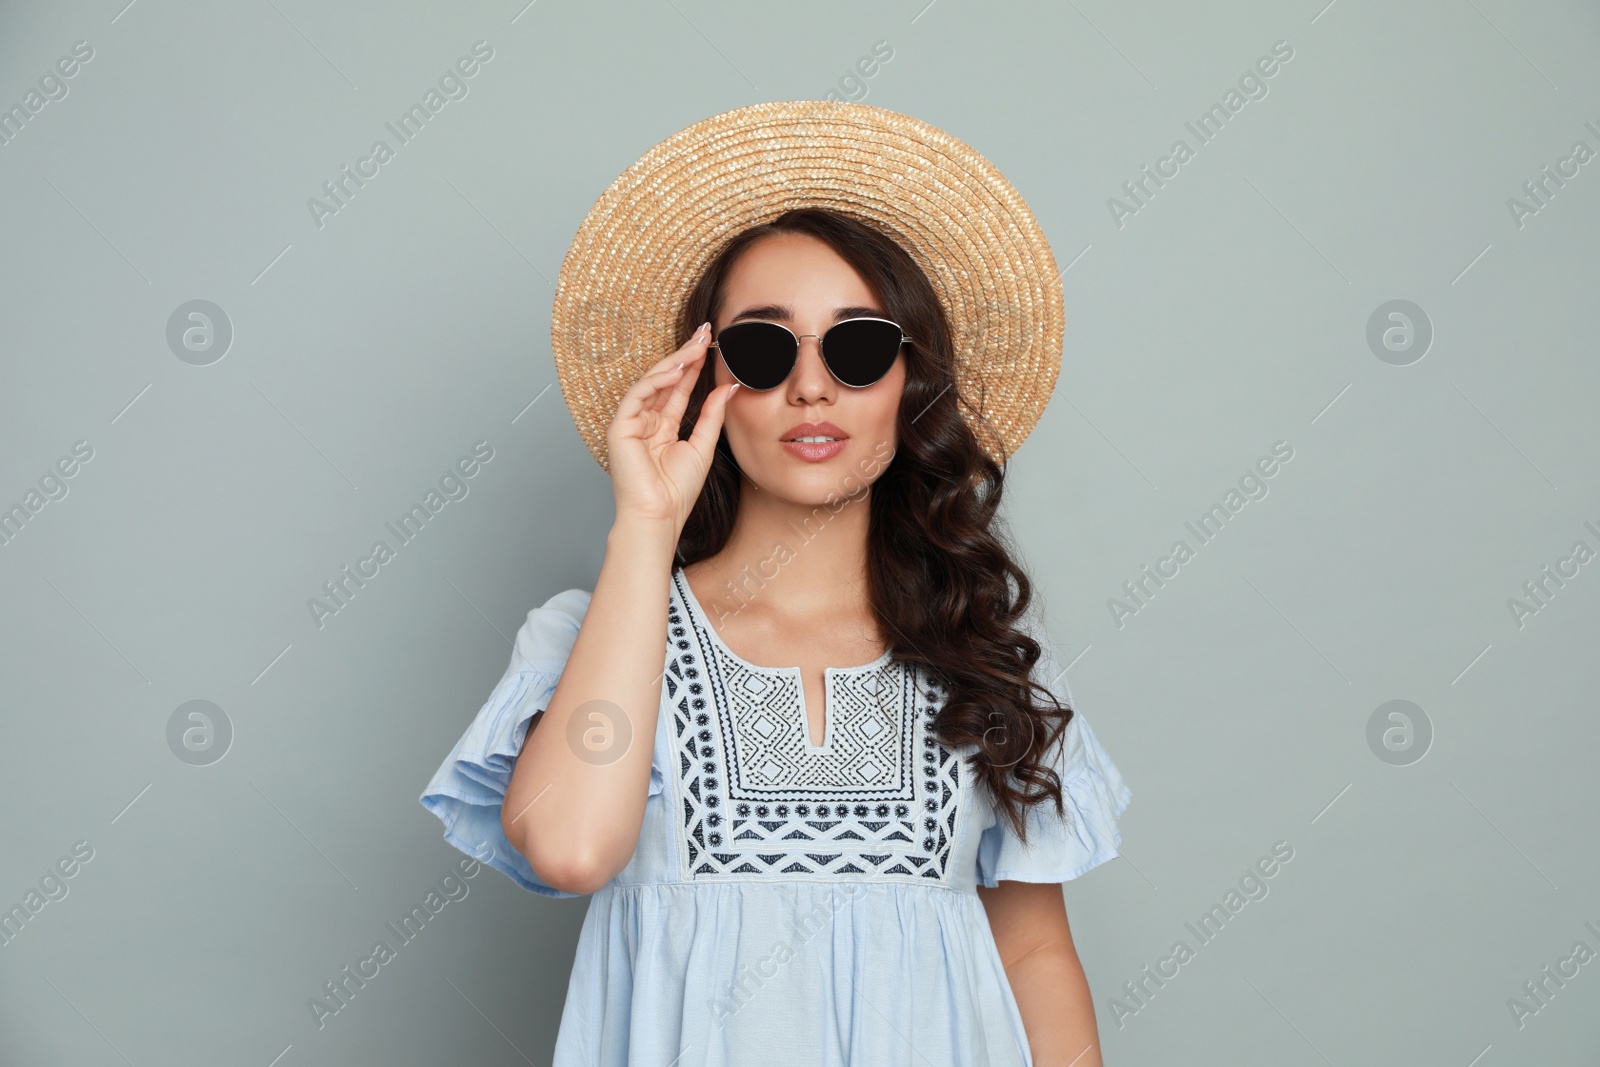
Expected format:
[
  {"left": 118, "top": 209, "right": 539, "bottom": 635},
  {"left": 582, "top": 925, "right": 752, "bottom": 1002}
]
[
  {"left": 418, "top": 587, "right": 666, "bottom": 897},
  {"left": 975, "top": 610, "right": 1133, "bottom": 886}
]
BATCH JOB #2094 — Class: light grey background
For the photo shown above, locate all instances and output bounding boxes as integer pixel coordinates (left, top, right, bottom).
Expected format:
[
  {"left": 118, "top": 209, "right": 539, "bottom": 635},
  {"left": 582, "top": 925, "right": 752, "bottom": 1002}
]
[{"left": 2, "top": 0, "right": 1597, "bottom": 1064}]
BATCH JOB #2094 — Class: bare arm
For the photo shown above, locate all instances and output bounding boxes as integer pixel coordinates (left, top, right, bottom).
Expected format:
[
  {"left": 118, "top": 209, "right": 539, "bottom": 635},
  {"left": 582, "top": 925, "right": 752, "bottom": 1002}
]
[
  {"left": 978, "top": 880, "right": 1104, "bottom": 1066},
  {"left": 499, "top": 320, "right": 737, "bottom": 894},
  {"left": 500, "top": 519, "right": 677, "bottom": 893}
]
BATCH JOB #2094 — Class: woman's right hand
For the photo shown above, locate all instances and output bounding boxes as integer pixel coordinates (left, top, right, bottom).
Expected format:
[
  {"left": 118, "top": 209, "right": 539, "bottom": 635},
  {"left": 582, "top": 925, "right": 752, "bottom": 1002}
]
[{"left": 605, "top": 321, "right": 739, "bottom": 533}]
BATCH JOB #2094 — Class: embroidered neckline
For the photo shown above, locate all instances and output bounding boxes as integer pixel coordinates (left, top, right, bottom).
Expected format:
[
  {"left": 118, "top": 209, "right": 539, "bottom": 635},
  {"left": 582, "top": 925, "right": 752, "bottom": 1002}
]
[{"left": 660, "top": 571, "right": 967, "bottom": 886}]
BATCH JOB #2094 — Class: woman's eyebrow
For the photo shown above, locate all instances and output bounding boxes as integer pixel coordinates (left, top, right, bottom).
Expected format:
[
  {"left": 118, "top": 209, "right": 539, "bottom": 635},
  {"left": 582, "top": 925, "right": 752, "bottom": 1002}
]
[{"left": 727, "top": 304, "right": 885, "bottom": 324}]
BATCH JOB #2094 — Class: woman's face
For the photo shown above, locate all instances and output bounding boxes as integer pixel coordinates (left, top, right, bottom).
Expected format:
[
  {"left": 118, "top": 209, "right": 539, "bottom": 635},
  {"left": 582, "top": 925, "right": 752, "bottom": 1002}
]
[{"left": 710, "top": 232, "right": 905, "bottom": 506}]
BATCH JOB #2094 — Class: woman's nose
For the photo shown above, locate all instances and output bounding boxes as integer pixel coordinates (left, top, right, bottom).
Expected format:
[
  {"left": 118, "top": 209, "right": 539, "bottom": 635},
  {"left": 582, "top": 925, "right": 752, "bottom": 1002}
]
[{"left": 789, "top": 334, "right": 833, "bottom": 394}]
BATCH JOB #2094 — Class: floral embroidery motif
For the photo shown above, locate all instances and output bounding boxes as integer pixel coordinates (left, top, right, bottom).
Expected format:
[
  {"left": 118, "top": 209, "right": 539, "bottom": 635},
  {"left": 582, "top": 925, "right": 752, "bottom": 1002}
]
[{"left": 664, "top": 571, "right": 966, "bottom": 884}]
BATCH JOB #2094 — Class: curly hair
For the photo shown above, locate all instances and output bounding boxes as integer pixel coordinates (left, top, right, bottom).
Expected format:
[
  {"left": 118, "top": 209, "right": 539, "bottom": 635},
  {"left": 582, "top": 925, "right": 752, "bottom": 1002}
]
[{"left": 667, "top": 207, "right": 1077, "bottom": 844}]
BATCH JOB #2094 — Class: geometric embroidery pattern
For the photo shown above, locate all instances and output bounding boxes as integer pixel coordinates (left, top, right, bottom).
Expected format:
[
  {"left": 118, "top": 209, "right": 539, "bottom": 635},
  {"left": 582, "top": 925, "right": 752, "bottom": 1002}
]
[{"left": 664, "top": 569, "right": 967, "bottom": 885}]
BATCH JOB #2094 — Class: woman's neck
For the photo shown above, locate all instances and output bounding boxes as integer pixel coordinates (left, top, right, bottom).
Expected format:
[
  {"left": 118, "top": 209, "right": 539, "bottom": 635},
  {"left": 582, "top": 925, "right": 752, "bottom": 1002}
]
[{"left": 685, "top": 478, "right": 872, "bottom": 625}]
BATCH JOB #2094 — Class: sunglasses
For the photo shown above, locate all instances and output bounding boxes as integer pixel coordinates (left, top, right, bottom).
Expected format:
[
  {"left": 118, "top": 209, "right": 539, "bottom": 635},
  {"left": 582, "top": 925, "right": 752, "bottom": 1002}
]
[{"left": 709, "top": 316, "right": 911, "bottom": 391}]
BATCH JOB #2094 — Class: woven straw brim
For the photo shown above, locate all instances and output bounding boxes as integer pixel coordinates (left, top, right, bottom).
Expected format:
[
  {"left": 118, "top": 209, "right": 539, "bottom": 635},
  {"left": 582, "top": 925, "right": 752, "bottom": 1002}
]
[{"left": 549, "top": 99, "right": 1063, "bottom": 472}]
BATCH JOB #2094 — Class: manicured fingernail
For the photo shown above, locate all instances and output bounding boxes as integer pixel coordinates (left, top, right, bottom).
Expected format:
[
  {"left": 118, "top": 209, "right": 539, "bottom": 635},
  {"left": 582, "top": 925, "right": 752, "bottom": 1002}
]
[
  {"left": 730, "top": 382, "right": 740, "bottom": 394},
  {"left": 677, "top": 362, "right": 684, "bottom": 370}
]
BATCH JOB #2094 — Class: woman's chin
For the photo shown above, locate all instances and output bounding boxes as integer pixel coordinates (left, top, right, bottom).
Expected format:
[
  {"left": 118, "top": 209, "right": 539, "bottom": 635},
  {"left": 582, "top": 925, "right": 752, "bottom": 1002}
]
[{"left": 744, "top": 466, "right": 872, "bottom": 511}]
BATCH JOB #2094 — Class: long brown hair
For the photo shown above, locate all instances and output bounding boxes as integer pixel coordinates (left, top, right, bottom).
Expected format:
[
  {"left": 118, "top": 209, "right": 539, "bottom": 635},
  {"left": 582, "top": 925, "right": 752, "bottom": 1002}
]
[{"left": 672, "top": 207, "right": 1072, "bottom": 843}]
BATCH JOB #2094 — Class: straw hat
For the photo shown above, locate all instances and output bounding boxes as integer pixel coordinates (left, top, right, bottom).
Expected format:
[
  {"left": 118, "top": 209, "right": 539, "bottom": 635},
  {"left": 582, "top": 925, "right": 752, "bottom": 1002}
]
[{"left": 549, "top": 99, "right": 1064, "bottom": 472}]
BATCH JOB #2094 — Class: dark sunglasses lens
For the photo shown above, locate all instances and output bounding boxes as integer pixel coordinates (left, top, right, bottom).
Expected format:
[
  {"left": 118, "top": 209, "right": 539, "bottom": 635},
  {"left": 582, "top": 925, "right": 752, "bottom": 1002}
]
[
  {"left": 716, "top": 322, "right": 795, "bottom": 390},
  {"left": 824, "top": 319, "right": 904, "bottom": 387}
]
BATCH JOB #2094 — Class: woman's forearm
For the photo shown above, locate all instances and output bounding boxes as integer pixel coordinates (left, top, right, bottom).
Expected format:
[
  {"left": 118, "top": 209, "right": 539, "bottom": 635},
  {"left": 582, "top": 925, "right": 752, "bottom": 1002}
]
[
  {"left": 1007, "top": 945, "right": 1104, "bottom": 1067},
  {"left": 501, "top": 517, "right": 678, "bottom": 892}
]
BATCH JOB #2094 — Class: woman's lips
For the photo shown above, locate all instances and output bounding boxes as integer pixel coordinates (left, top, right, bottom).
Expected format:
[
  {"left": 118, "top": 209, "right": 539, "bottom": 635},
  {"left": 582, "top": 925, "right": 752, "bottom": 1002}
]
[{"left": 781, "top": 438, "right": 847, "bottom": 461}]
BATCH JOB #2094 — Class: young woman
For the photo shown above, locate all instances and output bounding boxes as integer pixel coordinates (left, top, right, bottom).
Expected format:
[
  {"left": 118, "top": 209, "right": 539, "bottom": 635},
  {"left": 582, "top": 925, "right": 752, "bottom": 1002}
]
[{"left": 422, "top": 103, "right": 1132, "bottom": 1067}]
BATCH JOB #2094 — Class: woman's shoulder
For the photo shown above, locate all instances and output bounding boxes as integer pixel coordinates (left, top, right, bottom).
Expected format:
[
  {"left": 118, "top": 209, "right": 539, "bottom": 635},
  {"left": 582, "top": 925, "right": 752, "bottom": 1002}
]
[
  {"left": 508, "top": 587, "right": 593, "bottom": 670},
  {"left": 532, "top": 586, "right": 592, "bottom": 618}
]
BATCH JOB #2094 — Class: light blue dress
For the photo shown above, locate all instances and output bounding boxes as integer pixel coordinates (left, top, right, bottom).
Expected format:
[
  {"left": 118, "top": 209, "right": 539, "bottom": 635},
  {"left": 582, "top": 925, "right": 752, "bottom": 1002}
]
[{"left": 420, "top": 567, "right": 1132, "bottom": 1066}]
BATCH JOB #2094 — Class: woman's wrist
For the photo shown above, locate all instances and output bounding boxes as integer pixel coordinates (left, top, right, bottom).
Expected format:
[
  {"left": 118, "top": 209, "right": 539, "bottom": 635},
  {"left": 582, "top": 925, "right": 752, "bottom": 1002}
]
[{"left": 607, "top": 514, "right": 680, "bottom": 561}]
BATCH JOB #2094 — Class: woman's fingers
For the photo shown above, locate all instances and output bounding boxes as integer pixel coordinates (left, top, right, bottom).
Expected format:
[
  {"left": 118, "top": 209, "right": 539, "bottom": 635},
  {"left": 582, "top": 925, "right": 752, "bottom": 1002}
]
[
  {"left": 615, "top": 361, "right": 691, "bottom": 428},
  {"left": 684, "top": 379, "right": 738, "bottom": 461},
  {"left": 639, "top": 323, "right": 709, "bottom": 380},
  {"left": 614, "top": 364, "right": 678, "bottom": 422},
  {"left": 644, "top": 346, "right": 706, "bottom": 416},
  {"left": 614, "top": 327, "right": 711, "bottom": 422},
  {"left": 650, "top": 352, "right": 709, "bottom": 432}
]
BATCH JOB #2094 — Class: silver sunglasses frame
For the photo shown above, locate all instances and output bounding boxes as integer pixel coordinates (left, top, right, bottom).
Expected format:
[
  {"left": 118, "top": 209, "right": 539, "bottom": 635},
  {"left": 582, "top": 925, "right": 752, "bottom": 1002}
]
[{"left": 708, "top": 315, "right": 913, "bottom": 391}]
